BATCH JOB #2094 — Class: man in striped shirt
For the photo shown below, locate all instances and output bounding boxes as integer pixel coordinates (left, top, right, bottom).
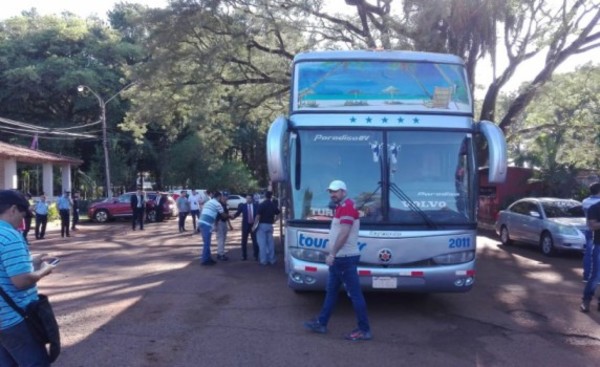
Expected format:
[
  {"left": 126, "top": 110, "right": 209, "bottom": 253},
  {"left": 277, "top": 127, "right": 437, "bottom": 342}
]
[
  {"left": 198, "top": 191, "right": 230, "bottom": 265},
  {"left": 0, "top": 190, "right": 56, "bottom": 366}
]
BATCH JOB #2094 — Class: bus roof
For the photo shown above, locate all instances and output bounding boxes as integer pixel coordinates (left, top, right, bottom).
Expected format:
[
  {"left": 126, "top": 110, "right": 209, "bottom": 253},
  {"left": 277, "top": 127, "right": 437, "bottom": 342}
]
[{"left": 293, "top": 50, "right": 464, "bottom": 64}]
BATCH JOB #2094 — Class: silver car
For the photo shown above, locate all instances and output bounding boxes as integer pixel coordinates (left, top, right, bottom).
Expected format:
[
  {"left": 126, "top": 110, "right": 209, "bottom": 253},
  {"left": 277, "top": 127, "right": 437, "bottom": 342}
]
[{"left": 495, "top": 197, "right": 586, "bottom": 256}]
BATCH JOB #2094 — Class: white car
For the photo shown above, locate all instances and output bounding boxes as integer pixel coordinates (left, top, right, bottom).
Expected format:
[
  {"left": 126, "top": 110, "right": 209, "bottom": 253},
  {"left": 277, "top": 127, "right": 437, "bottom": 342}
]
[{"left": 226, "top": 194, "right": 246, "bottom": 210}]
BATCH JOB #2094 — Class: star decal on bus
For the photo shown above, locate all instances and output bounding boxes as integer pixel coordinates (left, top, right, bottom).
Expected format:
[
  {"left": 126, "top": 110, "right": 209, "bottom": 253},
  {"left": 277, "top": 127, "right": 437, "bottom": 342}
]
[
  {"left": 397, "top": 117, "right": 404, "bottom": 123},
  {"left": 350, "top": 117, "right": 357, "bottom": 123},
  {"left": 366, "top": 117, "right": 372, "bottom": 123},
  {"left": 382, "top": 117, "right": 388, "bottom": 123},
  {"left": 413, "top": 117, "right": 420, "bottom": 124}
]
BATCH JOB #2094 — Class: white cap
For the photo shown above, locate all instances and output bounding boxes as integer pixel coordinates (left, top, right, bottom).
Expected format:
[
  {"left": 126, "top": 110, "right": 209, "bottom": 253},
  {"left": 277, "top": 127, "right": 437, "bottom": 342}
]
[{"left": 327, "top": 180, "right": 347, "bottom": 191}]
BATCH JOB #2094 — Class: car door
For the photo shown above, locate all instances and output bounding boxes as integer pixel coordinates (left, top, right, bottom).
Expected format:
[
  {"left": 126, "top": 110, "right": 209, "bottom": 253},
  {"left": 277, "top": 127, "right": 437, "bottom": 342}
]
[
  {"left": 520, "top": 201, "right": 544, "bottom": 245},
  {"left": 114, "top": 193, "right": 133, "bottom": 217},
  {"left": 506, "top": 201, "right": 528, "bottom": 242}
]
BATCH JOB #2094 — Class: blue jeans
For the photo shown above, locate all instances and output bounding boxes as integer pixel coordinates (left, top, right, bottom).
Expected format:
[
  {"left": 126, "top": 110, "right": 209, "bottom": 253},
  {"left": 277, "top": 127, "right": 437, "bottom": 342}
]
[
  {"left": 583, "top": 244, "right": 600, "bottom": 302},
  {"left": 200, "top": 223, "right": 214, "bottom": 262},
  {"left": 0, "top": 320, "right": 50, "bottom": 367},
  {"left": 583, "top": 230, "right": 593, "bottom": 280},
  {"left": 256, "top": 223, "right": 275, "bottom": 264},
  {"left": 318, "top": 255, "right": 370, "bottom": 333}
]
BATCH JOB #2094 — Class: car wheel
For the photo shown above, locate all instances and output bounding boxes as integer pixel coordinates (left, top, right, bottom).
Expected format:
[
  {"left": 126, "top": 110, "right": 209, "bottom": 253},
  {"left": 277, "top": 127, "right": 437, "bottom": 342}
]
[
  {"left": 94, "top": 210, "right": 109, "bottom": 223},
  {"left": 146, "top": 209, "right": 157, "bottom": 223},
  {"left": 540, "top": 232, "right": 556, "bottom": 256},
  {"left": 500, "top": 226, "right": 513, "bottom": 245}
]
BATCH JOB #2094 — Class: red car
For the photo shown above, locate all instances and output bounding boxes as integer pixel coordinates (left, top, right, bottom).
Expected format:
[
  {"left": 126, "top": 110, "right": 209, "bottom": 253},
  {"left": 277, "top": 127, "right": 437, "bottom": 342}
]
[{"left": 88, "top": 192, "right": 178, "bottom": 223}]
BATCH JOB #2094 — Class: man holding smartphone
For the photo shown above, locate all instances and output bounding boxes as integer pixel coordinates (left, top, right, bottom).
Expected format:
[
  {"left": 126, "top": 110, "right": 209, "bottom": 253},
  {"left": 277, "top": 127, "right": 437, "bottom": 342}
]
[{"left": 0, "top": 190, "right": 57, "bottom": 366}]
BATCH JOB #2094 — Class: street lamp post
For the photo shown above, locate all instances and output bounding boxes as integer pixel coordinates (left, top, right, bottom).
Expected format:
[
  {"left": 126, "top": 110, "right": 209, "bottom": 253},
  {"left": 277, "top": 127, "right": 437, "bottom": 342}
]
[{"left": 77, "top": 83, "right": 135, "bottom": 199}]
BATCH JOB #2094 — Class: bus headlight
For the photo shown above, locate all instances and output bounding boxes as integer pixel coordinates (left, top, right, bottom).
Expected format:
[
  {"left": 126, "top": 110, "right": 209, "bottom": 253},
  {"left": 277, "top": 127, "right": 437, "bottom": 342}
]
[
  {"left": 433, "top": 250, "right": 475, "bottom": 265},
  {"left": 290, "top": 248, "right": 328, "bottom": 263}
]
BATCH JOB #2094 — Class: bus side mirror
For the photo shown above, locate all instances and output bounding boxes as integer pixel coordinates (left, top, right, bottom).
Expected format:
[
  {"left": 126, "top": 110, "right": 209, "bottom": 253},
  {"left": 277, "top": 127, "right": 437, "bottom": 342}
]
[
  {"left": 267, "top": 116, "right": 288, "bottom": 182},
  {"left": 479, "top": 121, "right": 507, "bottom": 184}
]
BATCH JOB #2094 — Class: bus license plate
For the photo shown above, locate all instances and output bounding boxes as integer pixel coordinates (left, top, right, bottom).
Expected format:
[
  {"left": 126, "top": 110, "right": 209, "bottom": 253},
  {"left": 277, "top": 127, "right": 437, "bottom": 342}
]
[{"left": 372, "top": 276, "right": 397, "bottom": 289}]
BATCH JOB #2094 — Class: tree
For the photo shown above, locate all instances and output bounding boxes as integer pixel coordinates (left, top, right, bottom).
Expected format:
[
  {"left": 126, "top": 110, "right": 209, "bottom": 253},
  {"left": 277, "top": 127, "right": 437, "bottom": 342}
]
[
  {"left": 509, "top": 64, "right": 600, "bottom": 171},
  {"left": 0, "top": 10, "right": 144, "bottom": 192}
]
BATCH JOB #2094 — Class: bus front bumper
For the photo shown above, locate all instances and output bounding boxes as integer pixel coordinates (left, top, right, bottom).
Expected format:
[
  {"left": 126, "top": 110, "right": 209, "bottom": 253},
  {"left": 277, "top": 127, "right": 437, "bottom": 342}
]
[{"left": 287, "top": 257, "right": 476, "bottom": 293}]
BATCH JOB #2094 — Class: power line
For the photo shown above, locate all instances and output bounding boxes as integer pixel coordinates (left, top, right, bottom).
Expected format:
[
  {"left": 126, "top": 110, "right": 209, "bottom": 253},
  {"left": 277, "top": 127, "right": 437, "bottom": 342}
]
[{"left": 0, "top": 116, "right": 99, "bottom": 139}]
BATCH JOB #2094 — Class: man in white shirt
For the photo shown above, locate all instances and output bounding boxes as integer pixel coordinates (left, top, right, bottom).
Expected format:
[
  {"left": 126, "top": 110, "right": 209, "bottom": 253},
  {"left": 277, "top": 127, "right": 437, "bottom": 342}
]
[
  {"left": 198, "top": 192, "right": 230, "bottom": 265},
  {"left": 188, "top": 189, "right": 202, "bottom": 231}
]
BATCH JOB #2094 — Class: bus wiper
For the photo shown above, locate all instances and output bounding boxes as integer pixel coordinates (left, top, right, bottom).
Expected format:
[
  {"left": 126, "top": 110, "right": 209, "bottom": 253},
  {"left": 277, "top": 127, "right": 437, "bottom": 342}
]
[
  {"left": 389, "top": 182, "right": 437, "bottom": 229},
  {"left": 357, "top": 182, "right": 382, "bottom": 212}
]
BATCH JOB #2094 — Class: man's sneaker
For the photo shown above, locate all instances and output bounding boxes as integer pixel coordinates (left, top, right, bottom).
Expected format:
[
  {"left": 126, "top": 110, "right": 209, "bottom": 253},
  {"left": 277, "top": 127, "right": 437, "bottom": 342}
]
[
  {"left": 580, "top": 301, "right": 591, "bottom": 313},
  {"left": 201, "top": 259, "right": 217, "bottom": 266},
  {"left": 217, "top": 254, "right": 229, "bottom": 261},
  {"left": 344, "top": 329, "right": 372, "bottom": 341},
  {"left": 303, "top": 319, "right": 327, "bottom": 334}
]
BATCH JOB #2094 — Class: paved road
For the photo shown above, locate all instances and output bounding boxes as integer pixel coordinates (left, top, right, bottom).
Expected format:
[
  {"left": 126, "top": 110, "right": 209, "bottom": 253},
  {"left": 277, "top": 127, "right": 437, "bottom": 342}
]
[{"left": 31, "top": 219, "right": 600, "bottom": 366}]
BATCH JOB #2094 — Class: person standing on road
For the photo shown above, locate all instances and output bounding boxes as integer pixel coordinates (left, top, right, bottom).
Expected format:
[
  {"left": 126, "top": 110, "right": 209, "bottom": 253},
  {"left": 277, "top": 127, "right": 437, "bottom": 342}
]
[
  {"left": 215, "top": 194, "right": 233, "bottom": 261},
  {"left": 255, "top": 191, "right": 280, "bottom": 265},
  {"left": 156, "top": 192, "right": 167, "bottom": 223},
  {"left": 198, "top": 191, "right": 230, "bottom": 265},
  {"left": 34, "top": 194, "right": 49, "bottom": 240},
  {"left": 581, "top": 197, "right": 600, "bottom": 312},
  {"left": 57, "top": 191, "right": 72, "bottom": 238},
  {"left": 0, "top": 189, "right": 57, "bottom": 366},
  {"left": 304, "top": 180, "right": 372, "bottom": 341},
  {"left": 177, "top": 191, "right": 190, "bottom": 232},
  {"left": 233, "top": 195, "right": 258, "bottom": 261},
  {"left": 130, "top": 189, "right": 146, "bottom": 231},
  {"left": 582, "top": 182, "right": 600, "bottom": 282},
  {"left": 188, "top": 189, "right": 202, "bottom": 231},
  {"left": 22, "top": 192, "right": 34, "bottom": 242},
  {"left": 71, "top": 191, "right": 80, "bottom": 231}
]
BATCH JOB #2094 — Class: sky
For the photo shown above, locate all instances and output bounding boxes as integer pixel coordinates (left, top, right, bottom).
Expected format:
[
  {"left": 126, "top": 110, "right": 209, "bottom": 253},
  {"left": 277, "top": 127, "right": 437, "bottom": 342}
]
[{"left": 2, "top": 0, "right": 598, "bottom": 96}]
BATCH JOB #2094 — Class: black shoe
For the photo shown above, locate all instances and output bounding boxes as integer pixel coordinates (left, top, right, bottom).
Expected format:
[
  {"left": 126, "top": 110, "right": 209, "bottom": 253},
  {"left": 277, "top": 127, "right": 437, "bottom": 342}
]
[
  {"left": 201, "top": 259, "right": 217, "bottom": 266},
  {"left": 217, "top": 254, "right": 229, "bottom": 261}
]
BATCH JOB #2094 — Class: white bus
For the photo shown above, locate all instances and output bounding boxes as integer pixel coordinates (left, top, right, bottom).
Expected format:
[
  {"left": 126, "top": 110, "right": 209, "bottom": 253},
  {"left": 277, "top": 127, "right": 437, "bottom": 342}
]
[{"left": 267, "top": 50, "right": 507, "bottom": 292}]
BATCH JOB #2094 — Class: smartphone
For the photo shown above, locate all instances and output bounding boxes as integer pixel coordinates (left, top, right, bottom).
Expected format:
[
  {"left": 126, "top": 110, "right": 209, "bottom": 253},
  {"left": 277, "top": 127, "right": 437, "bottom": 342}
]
[{"left": 48, "top": 258, "right": 60, "bottom": 266}]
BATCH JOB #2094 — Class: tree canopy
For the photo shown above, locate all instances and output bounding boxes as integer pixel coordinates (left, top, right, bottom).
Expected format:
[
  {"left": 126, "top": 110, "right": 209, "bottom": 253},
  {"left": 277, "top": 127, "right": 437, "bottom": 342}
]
[{"left": 0, "top": 0, "right": 598, "bottom": 196}]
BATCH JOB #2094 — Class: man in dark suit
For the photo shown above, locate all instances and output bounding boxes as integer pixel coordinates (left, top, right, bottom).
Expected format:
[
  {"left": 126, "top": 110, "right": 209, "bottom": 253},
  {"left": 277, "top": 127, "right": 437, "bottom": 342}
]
[
  {"left": 130, "top": 189, "right": 146, "bottom": 230},
  {"left": 233, "top": 194, "right": 258, "bottom": 260}
]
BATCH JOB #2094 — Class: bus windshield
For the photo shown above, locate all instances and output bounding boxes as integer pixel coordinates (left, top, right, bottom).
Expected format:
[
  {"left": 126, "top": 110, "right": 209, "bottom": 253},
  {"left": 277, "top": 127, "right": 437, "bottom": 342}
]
[
  {"left": 291, "top": 130, "right": 473, "bottom": 225},
  {"left": 294, "top": 60, "right": 471, "bottom": 112}
]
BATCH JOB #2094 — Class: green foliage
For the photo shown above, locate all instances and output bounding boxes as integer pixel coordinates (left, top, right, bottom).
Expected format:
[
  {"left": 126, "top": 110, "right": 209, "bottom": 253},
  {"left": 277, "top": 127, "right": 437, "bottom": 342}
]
[
  {"left": 207, "top": 161, "right": 260, "bottom": 195},
  {"left": 47, "top": 202, "right": 59, "bottom": 221},
  {"left": 2, "top": 1, "right": 599, "bottom": 200},
  {"left": 509, "top": 64, "right": 600, "bottom": 171}
]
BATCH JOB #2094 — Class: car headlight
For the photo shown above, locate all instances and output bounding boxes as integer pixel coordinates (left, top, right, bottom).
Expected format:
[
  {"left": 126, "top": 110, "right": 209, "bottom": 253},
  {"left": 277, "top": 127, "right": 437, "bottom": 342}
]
[
  {"left": 555, "top": 224, "right": 579, "bottom": 236},
  {"left": 433, "top": 251, "right": 475, "bottom": 265},
  {"left": 290, "top": 248, "right": 328, "bottom": 263}
]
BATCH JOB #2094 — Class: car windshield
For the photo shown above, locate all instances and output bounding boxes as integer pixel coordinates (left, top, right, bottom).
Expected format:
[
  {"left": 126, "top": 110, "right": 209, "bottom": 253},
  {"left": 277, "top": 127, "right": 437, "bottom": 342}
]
[{"left": 542, "top": 201, "right": 584, "bottom": 218}]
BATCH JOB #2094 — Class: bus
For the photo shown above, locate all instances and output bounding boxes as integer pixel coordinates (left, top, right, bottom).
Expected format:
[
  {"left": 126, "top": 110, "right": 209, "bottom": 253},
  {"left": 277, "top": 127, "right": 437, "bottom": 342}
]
[{"left": 266, "top": 50, "right": 507, "bottom": 293}]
